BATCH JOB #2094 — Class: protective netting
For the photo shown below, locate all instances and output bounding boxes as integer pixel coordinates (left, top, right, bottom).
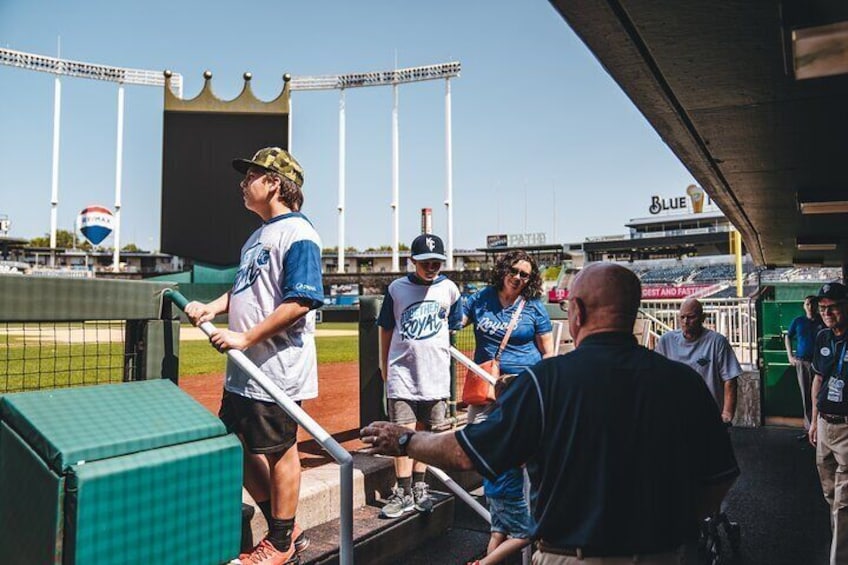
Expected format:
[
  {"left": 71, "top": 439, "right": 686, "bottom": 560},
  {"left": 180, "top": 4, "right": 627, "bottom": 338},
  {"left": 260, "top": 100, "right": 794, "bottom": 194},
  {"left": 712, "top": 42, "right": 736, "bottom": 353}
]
[{"left": 0, "top": 321, "right": 135, "bottom": 393}]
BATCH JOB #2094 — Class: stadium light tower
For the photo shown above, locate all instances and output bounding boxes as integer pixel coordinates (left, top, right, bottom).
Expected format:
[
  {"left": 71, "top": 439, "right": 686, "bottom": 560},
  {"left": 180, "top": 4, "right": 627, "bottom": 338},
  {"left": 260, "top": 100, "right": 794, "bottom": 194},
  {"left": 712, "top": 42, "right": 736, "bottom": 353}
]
[
  {"left": 290, "top": 62, "right": 461, "bottom": 272},
  {"left": 4, "top": 47, "right": 459, "bottom": 274},
  {"left": 0, "top": 47, "right": 183, "bottom": 270}
]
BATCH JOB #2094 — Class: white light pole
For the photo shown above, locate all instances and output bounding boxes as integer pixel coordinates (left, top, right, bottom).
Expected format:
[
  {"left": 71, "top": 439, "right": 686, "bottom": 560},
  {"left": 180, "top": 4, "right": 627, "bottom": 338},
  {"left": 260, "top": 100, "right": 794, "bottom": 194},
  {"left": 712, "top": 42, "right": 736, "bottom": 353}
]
[
  {"left": 49, "top": 74, "right": 61, "bottom": 267},
  {"left": 444, "top": 77, "right": 454, "bottom": 270},
  {"left": 391, "top": 82, "right": 400, "bottom": 272},
  {"left": 3, "top": 47, "right": 460, "bottom": 273},
  {"left": 337, "top": 89, "right": 346, "bottom": 273},
  {"left": 288, "top": 62, "right": 460, "bottom": 273},
  {"left": 1, "top": 47, "right": 183, "bottom": 270},
  {"left": 287, "top": 76, "right": 294, "bottom": 154},
  {"left": 112, "top": 84, "right": 124, "bottom": 273}
]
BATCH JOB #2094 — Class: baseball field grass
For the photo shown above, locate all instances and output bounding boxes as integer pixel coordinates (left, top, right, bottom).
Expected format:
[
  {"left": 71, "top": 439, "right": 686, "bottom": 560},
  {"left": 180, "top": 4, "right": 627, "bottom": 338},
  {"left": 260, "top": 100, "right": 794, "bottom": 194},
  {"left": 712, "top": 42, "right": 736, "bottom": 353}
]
[
  {"left": 178, "top": 322, "right": 359, "bottom": 376},
  {"left": 0, "top": 322, "right": 361, "bottom": 393}
]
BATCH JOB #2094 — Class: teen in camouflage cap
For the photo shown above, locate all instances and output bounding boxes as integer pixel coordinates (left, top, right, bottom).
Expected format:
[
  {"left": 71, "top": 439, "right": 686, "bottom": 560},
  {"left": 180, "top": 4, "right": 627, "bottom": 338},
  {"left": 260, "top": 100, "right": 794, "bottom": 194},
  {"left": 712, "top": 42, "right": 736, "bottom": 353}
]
[{"left": 232, "top": 146, "right": 304, "bottom": 188}]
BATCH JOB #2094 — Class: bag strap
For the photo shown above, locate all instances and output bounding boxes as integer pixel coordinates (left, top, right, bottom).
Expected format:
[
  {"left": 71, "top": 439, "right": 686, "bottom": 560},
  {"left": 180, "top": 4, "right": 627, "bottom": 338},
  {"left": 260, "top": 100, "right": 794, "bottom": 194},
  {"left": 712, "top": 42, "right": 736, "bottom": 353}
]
[{"left": 494, "top": 298, "right": 525, "bottom": 364}]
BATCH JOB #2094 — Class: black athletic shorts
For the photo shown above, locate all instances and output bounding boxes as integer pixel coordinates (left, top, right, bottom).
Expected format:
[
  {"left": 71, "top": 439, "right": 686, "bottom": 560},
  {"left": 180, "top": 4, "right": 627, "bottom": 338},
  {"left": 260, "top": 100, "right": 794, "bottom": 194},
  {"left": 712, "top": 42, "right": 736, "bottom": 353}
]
[{"left": 219, "top": 390, "right": 300, "bottom": 455}]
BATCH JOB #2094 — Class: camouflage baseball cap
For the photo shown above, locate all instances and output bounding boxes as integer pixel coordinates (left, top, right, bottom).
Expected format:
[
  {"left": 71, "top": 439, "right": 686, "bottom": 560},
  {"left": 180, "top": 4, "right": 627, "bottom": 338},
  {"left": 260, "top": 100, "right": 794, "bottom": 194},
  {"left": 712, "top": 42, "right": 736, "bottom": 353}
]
[{"left": 232, "top": 147, "right": 304, "bottom": 188}]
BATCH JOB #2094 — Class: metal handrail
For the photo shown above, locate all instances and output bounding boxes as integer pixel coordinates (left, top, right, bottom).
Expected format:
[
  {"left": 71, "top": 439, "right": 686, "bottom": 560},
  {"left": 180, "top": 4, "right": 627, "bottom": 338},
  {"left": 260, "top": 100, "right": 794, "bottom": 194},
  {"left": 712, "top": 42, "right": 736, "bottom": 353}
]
[
  {"left": 163, "top": 289, "right": 353, "bottom": 565},
  {"left": 638, "top": 297, "right": 758, "bottom": 366},
  {"left": 447, "top": 346, "right": 532, "bottom": 564},
  {"left": 428, "top": 466, "right": 491, "bottom": 522},
  {"left": 637, "top": 308, "right": 674, "bottom": 348},
  {"left": 450, "top": 347, "right": 498, "bottom": 386}
]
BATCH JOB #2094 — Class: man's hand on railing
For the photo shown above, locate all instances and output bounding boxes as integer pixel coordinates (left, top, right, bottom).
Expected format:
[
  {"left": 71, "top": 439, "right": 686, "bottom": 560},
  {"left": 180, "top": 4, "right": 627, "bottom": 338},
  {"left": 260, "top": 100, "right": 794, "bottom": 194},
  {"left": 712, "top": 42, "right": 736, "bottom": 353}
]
[
  {"left": 184, "top": 301, "right": 217, "bottom": 325},
  {"left": 360, "top": 421, "right": 409, "bottom": 456},
  {"left": 208, "top": 328, "right": 249, "bottom": 353}
]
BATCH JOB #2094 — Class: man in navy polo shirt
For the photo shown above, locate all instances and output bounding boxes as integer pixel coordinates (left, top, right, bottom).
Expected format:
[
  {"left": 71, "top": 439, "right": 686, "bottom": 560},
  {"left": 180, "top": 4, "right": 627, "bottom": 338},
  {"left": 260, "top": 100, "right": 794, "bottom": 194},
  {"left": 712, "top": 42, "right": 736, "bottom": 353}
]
[
  {"left": 786, "top": 295, "right": 823, "bottom": 439},
  {"left": 362, "top": 263, "right": 738, "bottom": 564},
  {"left": 810, "top": 282, "right": 848, "bottom": 565}
]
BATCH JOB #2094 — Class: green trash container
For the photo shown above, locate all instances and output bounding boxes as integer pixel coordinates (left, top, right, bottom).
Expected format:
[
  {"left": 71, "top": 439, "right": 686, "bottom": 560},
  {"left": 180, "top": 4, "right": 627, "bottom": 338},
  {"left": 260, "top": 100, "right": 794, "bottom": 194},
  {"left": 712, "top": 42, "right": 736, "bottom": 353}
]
[{"left": 0, "top": 379, "right": 242, "bottom": 564}]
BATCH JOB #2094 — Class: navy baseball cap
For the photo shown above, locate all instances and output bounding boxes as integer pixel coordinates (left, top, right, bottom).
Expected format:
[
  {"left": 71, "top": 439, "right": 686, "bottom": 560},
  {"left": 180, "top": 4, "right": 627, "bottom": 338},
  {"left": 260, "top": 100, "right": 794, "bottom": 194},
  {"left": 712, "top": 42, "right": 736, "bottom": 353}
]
[
  {"left": 818, "top": 282, "right": 848, "bottom": 301},
  {"left": 411, "top": 233, "right": 447, "bottom": 261}
]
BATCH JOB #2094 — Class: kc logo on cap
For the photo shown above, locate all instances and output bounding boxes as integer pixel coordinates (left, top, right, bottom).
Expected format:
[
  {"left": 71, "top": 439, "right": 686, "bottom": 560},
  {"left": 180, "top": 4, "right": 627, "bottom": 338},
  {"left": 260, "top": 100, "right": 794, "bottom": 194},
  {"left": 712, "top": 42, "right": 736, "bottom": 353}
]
[{"left": 411, "top": 233, "right": 447, "bottom": 262}]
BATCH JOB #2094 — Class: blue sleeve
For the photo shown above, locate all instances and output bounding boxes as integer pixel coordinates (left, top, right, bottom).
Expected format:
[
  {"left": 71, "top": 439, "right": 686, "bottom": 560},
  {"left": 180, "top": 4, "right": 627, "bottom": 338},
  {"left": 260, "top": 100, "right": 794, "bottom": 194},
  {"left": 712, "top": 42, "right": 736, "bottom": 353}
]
[
  {"left": 533, "top": 299, "right": 553, "bottom": 334},
  {"left": 282, "top": 240, "right": 324, "bottom": 310},
  {"left": 787, "top": 318, "right": 798, "bottom": 338},
  {"left": 377, "top": 290, "right": 395, "bottom": 330},
  {"left": 462, "top": 291, "right": 475, "bottom": 320},
  {"left": 449, "top": 298, "right": 463, "bottom": 330}
]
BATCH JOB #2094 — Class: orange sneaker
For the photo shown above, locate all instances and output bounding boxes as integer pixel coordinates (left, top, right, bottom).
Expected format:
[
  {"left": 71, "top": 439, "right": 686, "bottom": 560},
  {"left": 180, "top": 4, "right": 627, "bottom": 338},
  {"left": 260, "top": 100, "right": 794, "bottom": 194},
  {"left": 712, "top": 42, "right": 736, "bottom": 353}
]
[{"left": 239, "top": 539, "right": 298, "bottom": 565}]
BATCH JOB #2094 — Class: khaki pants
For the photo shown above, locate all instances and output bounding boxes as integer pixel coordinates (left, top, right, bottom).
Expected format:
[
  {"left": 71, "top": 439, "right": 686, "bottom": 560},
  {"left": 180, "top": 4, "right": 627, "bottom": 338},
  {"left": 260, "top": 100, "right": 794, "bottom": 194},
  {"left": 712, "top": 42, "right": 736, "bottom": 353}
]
[
  {"left": 532, "top": 550, "right": 680, "bottom": 565},
  {"left": 817, "top": 417, "right": 848, "bottom": 565},
  {"left": 795, "top": 359, "right": 814, "bottom": 430}
]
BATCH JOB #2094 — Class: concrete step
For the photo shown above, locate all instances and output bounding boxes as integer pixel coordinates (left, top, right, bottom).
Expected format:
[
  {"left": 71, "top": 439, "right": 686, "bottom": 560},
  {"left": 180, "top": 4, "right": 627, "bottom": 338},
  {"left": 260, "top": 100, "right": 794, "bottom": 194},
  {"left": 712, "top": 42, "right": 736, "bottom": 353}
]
[
  {"left": 239, "top": 450, "right": 489, "bottom": 564},
  {"left": 241, "top": 452, "right": 397, "bottom": 550},
  {"left": 298, "top": 490, "right": 455, "bottom": 565}
]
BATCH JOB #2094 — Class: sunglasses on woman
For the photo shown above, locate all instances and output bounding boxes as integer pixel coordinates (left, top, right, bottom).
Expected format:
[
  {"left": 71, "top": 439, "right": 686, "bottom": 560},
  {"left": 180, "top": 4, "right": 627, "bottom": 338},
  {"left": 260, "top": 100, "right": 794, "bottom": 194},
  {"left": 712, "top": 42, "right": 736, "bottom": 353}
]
[{"left": 508, "top": 267, "right": 531, "bottom": 280}]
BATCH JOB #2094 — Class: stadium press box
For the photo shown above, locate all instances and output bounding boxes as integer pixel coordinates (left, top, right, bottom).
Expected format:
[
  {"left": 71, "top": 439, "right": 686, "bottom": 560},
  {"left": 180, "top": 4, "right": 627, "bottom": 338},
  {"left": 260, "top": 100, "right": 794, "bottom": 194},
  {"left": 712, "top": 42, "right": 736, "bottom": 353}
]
[{"left": 0, "top": 379, "right": 242, "bottom": 564}]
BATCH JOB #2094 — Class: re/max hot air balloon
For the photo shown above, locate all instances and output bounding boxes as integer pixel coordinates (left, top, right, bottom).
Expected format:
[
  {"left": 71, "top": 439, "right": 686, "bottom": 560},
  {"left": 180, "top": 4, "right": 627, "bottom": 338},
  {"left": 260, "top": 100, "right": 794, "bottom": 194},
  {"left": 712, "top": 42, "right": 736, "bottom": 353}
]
[{"left": 78, "top": 206, "right": 114, "bottom": 246}]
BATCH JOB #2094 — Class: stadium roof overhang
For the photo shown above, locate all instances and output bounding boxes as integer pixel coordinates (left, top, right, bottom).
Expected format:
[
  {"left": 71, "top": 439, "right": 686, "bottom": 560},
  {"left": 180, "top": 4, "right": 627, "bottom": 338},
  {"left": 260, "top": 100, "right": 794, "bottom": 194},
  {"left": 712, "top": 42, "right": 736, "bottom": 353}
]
[{"left": 550, "top": 0, "right": 848, "bottom": 269}]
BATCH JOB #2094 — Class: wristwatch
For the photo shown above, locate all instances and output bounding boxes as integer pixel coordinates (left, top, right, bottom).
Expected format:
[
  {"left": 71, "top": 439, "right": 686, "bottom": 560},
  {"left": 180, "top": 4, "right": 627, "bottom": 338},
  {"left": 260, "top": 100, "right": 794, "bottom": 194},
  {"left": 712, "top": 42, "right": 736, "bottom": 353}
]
[{"left": 398, "top": 431, "right": 415, "bottom": 456}]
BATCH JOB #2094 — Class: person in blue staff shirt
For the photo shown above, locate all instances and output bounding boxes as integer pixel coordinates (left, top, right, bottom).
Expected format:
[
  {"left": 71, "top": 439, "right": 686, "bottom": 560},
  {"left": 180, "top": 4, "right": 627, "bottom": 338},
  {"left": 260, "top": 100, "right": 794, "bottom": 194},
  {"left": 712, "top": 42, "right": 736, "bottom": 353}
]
[
  {"left": 785, "top": 295, "right": 823, "bottom": 439},
  {"left": 810, "top": 282, "right": 848, "bottom": 565}
]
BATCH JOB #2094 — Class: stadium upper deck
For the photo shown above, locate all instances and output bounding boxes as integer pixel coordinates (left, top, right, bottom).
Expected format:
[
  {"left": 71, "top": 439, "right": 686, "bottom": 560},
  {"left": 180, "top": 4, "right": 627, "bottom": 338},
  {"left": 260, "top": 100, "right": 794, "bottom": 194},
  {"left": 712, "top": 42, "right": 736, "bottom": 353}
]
[{"left": 581, "top": 186, "right": 740, "bottom": 263}]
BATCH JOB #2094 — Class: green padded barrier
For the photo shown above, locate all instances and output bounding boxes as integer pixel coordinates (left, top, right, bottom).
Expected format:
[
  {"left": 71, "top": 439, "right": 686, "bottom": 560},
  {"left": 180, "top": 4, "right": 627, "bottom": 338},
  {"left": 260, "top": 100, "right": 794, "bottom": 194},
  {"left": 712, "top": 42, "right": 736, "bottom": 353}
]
[
  {"left": 0, "top": 380, "right": 243, "bottom": 564},
  {"left": 66, "top": 435, "right": 242, "bottom": 565},
  {"left": 0, "top": 423, "right": 64, "bottom": 563},
  {"left": 0, "top": 380, "right": 225, "bottom": 473}
]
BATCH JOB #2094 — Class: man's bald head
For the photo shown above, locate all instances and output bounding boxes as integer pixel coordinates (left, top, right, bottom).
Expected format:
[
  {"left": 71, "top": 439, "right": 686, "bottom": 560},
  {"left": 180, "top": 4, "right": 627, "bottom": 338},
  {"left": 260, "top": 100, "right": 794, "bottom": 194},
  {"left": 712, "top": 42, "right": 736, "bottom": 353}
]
[
  {"left": 568, "top": 263, "right": 641, "bottom": 342},
  {"left": 678, "top": 297, "right": 706, "bottom": 341}
]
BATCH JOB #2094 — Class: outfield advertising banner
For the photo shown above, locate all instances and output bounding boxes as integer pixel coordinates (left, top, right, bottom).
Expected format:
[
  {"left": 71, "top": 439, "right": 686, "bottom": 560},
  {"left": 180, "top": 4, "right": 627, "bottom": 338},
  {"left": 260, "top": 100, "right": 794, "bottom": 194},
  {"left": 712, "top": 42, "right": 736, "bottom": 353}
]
[{"left": 641, "top": 285, "right": 713, "bottom": 299}]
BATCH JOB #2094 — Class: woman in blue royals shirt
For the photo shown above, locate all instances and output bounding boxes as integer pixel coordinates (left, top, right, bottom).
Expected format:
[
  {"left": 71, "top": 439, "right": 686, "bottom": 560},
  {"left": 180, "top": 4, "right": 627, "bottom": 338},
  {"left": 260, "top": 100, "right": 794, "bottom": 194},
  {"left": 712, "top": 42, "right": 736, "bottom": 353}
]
[{"left": 461, "top": 249, "right": 554, "bottom": 565}]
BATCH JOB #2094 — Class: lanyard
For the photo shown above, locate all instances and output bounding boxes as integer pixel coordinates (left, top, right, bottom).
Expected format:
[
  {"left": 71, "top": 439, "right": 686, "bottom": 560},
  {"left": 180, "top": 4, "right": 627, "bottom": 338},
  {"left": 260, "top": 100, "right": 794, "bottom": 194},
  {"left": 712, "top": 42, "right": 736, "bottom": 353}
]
[{"left": 832, "top": 339, "right": 848, "bottom": 378}]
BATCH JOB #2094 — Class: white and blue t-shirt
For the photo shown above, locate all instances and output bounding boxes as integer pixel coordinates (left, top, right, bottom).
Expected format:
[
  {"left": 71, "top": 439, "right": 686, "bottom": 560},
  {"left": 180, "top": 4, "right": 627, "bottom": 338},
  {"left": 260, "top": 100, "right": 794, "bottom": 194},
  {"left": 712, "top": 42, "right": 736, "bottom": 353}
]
[
  {"left": 226, "top": 212, "right": 324, "bottom": 402},
  {"left": 377, "top": 274, "right": 462, "bottom": 400},
  {"left": 463, "top": 286, "right": 553, "bottom": 375}
]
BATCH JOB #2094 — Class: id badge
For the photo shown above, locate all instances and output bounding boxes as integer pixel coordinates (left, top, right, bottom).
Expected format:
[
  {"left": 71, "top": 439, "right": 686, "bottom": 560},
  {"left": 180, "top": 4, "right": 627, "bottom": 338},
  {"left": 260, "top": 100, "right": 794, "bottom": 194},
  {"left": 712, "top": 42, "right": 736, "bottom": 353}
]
[{"left": 827, "top": 377, "right": 845, "bottom": 403}]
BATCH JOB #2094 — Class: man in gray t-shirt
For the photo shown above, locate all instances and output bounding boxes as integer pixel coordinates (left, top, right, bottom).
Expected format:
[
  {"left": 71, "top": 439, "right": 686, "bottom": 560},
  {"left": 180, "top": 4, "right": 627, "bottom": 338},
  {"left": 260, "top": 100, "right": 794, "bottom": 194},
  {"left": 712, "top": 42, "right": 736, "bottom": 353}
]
[{"left": 656, "top": 298, "right": 743, "bottom": 422}]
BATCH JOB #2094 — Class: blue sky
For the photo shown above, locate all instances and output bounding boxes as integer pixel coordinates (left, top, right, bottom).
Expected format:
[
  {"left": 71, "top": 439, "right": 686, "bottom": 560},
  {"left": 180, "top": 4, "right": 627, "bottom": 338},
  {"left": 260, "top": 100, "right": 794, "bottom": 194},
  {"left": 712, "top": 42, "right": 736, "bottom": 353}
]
[{"left": 0, "top": 0, "right": 697, "bottom": 253}]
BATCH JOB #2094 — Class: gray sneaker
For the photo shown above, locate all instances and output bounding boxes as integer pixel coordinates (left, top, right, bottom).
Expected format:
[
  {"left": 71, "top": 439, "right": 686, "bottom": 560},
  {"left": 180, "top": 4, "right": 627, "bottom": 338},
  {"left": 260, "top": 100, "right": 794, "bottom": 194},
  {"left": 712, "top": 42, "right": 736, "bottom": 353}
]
[
  {"left": 413, "top": 481, "right": 433, "bottom": 513},
  {"left": 381, "top": 487, "right": 414, "bottom": 518}
]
